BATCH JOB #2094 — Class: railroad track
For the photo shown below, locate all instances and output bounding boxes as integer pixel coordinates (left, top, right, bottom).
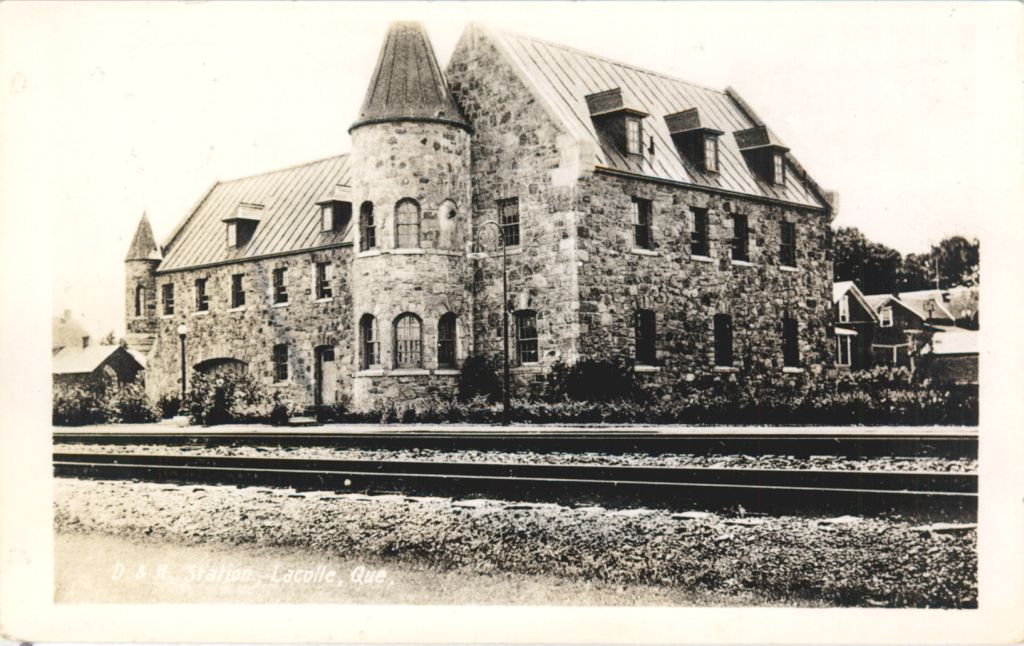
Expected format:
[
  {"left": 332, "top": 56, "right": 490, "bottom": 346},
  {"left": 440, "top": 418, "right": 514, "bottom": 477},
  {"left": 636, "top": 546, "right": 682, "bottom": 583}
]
[
  {"left": 52, "top": 429, "right": 977, "bottom": 459},
  {"left": 53, "top": 452, "right": 977, "bottom": 520}
]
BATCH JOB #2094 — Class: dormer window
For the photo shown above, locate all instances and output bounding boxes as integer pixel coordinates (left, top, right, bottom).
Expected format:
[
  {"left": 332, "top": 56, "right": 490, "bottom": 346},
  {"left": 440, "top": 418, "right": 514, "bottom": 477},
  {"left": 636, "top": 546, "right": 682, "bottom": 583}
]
[
  {"left": 318, "top": 199, "right": 352, "bottom": 233},
  {"left": 585, "top": 88, "right": 649, "bottom": 160},
  {"left": 223, "top": 202, "right": 262, "bottom": 248},
  {"left": 664, "top": 108, "right": 723, "bottom": 173},
  {"left": 734, "top": 125, "right": 790, "bottom": 186}
]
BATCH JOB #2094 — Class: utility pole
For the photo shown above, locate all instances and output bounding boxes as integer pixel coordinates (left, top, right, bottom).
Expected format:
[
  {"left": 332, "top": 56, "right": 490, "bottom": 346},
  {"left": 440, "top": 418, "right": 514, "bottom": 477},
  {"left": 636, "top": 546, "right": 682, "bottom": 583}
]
[{"left": 934, "top": 256, "right": 940, "bottom": 291}]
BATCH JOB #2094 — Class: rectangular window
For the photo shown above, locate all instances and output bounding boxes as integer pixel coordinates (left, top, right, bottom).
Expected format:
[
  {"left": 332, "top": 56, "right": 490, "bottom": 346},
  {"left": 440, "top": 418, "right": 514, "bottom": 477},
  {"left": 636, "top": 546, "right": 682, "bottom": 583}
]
[
  {"left": 315, "top": 262, "right": 333, "bottom": 300},
  {"left": 836, "top": 336, "right": 852, "bottom": 367},
  {"left": 360, "top": 202, "right": 376, "bottom": 251},
  {"left": 498, "top": 197, "right": 520, "bottom": 247},
  {"left": 437, "top": 314, "right": 457, "bottom": 368},
  {"left": 635, "top": 309, "right": 656, "bottom": 365},
  {"left": 704, "top": 136, "right": 719, "bottom": 172},
  {"left": 782, "top": 317, "right": 800, "bottom": 368},
  {"left": 632, "top": 197, "right": 653, "bottom": 250},
  {"left": 272, "top": 268, "right": 288, "bottom": 304},
  {"left": 194, "top": 278, "right": 209, "bottom": 312},
  {"left": 714, "top": 314, "right": 734, "bottom": 367},
  {"left": 321, "top": 201, "right": 351, "bottom": 233},
  {"left": 625, "top": 117, "right": 642, "bottom": 155},
  {"left": 161, "top": 284, "right": 175, "bottom": 316},
  {"left": 773, "top": 153, "right": 786, "bottom": 186},
  {"left": 730, "top": 214, "right": 749, "bottom": 261},
  {"left": 690, "top": 208, "right": 710, "bottom": 257},
  {"left": 880, "top": 307, "right": 894, "bottom": 327},
  {"left": 779, "top": 221, "right": 797, "bottom": 267},
  {"left": 321, "top": 205, "right": 334, "bottom": 232},
  {"left": 516, "top": 311, "right": 539, "bottom": 364},
  {"left": 226, "top": 222, "right": 237, "bottom": 248},
  {"left": 231, "top": 274, "right": 245, "bottom": 309},
  {"left": 272, "top": 344, "right": 288, "bottom": 382},
  {"left": 360, "top": 315, "right": 379, "bottom": 369},
  {"left": 838, "top": 295, "right": 850, "bottom": 323}
]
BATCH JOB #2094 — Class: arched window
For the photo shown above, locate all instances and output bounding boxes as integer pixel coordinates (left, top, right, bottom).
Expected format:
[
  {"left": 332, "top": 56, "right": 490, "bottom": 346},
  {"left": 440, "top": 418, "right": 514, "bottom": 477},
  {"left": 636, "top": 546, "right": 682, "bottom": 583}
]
[
  {"left": 635, "top": 309, "right": 656, "bottom": 365},
  {"left": 134, "top": 285, "right": 145, "bottom": 317},
  {"left": 437, "top": 313, "right": 457, "bottom": 368},
  {"left": 359, "top": 314, "right": 379, "bottom": 369},
  {"left": 393, "top": 313, "right": 423, "bottom": 368},
  {"left": 360, "top": 202, "right": 376, "bottom": 251},
  {"left": 515, "top": 310, "right": 539, "bottom": 364},
  {"left": 395, "top": 199, "right": 420, "bottom": 249}
]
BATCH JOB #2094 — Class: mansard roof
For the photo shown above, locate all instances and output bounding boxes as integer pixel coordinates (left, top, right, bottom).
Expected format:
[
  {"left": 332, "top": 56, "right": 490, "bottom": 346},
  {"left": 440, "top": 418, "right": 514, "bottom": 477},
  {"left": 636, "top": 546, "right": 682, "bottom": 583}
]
[
  {"left": 158, "top": 154, "right": 352, "bottom": 272},
  {"left": 478, "top": 25, "right": 828, "bottom": 210},
  {"left": 124, "top": 212, "right": 162, "bottom": 261},
  {"left": 351, "top": 22, "right": 468, "bottom": 132}
]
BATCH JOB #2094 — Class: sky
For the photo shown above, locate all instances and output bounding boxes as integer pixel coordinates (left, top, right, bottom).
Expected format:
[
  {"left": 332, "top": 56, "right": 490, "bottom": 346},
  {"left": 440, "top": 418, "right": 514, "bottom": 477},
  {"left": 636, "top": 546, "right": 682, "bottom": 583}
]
[{"left": 0, "top": 1, "right": 1018, "bottom": 339}]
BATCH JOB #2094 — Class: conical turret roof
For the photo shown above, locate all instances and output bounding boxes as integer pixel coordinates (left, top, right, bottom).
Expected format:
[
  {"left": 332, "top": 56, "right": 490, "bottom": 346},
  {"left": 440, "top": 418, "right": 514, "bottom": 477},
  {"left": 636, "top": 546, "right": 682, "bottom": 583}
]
[
  {"left": 124, "top": 212, "right": 162, "bottom": 261},
  {"left": 350, "top": 22, "right": 468, "bottom": 132}
]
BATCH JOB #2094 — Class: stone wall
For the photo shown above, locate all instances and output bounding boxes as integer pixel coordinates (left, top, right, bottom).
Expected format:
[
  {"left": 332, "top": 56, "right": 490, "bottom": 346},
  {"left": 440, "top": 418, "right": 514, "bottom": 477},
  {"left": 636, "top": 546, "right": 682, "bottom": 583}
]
[
  {"left": 124, "top": 258, "right": 160, "bottom": 352},
  {"left": 145, "top": 246, "right": 354, "bottom": 406},
  {"left": 447, "top": 25, "right": 587, "bottom": 397},
  {"left": 574, "top": 172, "right": 834, "bottom": 385}
]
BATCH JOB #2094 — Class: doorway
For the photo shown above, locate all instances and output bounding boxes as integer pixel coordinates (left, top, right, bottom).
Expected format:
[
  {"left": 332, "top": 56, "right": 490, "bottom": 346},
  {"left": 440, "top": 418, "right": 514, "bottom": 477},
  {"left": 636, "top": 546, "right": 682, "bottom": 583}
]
[{"left": 314, "top": 345, "right": 337, "bottom": 407}]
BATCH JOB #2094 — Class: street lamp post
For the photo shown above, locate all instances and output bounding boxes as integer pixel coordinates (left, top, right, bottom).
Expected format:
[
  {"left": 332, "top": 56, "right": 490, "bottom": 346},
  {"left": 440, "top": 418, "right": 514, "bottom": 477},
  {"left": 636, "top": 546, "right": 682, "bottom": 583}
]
[
  {"left": 477, "top": 220, "right": 511, "bottom": 426},
  {"left": 176, "top": 324, "right": 188, "bottom": 403}
]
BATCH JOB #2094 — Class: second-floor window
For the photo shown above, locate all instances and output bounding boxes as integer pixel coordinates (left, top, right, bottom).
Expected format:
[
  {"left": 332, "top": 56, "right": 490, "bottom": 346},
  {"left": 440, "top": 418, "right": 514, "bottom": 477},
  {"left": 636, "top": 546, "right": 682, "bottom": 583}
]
[
  {"left": 838, "top": 295, "right": 850, "bottom": 323},
  {"left": 161, "top": 284, "right": 174, "bottom": 316},
  {"left": 134, "top": 285, "right": 145, "bottom": 317},
  {"left": 226, "top": 222, "right": 237, "bottom": 248},
  {"left": 395, "top": 199, "right": 420, "bottom": 249},
  {"left": 779, "top": 221, "right": 797, "bottom": 267},
  {"left": 704, "top": 135, "right": 719, "bottom": 172},
  {"left": 515, "top": 310, "right": 539, "bottom": 364},
  {"left": 625, "top": 117, "right": 642, "bottom": 155},
  {"left": 731, "top": 214, "right": 749, "bottom": 262},
  {"left": 272, "top": 268, "right": 287, "bottom": 304},
  {"left": 231, "top": 274, "right": 245, "bottom": 309},
  {"left": 880, "top": 306, "right": 894, "bottom": 328},
  {"left": 691, "top": 207, "right": 710, "bottom": 257},
  {"left": 360, "top": 202, "right": 376, "bottom": 251},
  {"left": 632, "top": 198, "right": 653, "bottom": 250},
  {"left": 498, "top": 197, "right": 521, "bottom": 247},
  {"left": 773, "top": 153, "right": 786, "bottom": 186},
  {"left": 194, "top": 278, "right": 209, "bottom": 312},
  {"left": 315, "top": 262, "right": 333, "bottom": 300}
]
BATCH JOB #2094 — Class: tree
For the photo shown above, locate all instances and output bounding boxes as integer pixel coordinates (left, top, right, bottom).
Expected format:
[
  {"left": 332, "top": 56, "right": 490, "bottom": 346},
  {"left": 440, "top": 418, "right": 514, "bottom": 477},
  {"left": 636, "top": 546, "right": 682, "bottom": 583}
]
[{"left": 832, "top": 227, "right": 903, "bottom": 294}]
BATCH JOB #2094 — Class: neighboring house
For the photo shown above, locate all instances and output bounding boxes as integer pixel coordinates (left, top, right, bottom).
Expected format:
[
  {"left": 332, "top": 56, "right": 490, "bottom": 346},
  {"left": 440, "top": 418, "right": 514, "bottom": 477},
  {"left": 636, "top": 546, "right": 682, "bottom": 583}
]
[
  {"left": 863, "top": 293, "right": 945, "bottom": 368},
  {"left": 53, "top": 344, "right": 146, "bottom": 390},
  {"left": 919, "top": 327, "right": 979, "bottom": 385},
  {"left": 898, "top": 287, "right": 978, "bottom": 329},
  {"left": 52, "top": 309, "right": 91, "bottom": 354},
  {"left": 125, "top": 22, "right": 836, "bottom": 411},
  {"left": 832, "top": 281, "right": 877, "bottom": 370}
]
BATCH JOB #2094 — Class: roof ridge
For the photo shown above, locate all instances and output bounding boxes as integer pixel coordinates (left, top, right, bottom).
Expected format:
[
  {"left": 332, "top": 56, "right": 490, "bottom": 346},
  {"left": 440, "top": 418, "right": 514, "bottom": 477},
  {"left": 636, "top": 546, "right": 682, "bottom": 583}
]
[
  {"left": 220, "top": 152, "right": 350, "bottom": 185},
  {"left": 485, "top": 23, "right": 728, "bottom": 97}
]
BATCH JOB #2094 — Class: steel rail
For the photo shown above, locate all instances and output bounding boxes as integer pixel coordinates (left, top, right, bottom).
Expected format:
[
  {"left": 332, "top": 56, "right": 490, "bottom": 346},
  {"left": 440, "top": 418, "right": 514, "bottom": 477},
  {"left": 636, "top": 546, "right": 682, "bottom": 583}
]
[{"left": 53, "top": 452, "right": 977, "bottom": 520}]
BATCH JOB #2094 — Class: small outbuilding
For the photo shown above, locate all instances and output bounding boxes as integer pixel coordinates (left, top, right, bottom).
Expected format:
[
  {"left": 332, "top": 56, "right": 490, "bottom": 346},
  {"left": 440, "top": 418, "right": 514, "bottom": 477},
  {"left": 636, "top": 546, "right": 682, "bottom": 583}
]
[
  {"left": 919, "top": 328, "right": 979, "bottom": 385},
  {"left": 53, "top": 344, "right": 146, "bottom": 390}
]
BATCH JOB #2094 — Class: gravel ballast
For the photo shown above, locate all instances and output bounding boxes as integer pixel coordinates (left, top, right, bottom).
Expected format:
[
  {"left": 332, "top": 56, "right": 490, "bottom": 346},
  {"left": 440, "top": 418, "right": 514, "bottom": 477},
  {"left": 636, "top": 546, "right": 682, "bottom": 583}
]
[
  {"left": 55, "top": 478, "right": 977, "bottom": 607},
  {"left": 53, "top": 443, "right": 977, "bottom": 473}
]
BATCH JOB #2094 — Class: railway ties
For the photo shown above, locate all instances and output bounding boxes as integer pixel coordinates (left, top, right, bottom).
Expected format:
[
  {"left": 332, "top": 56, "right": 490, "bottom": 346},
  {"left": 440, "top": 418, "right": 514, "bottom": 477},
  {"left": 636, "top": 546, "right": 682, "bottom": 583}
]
[{"left": 53, "top": 452, "right": 977, "bottom": 521}]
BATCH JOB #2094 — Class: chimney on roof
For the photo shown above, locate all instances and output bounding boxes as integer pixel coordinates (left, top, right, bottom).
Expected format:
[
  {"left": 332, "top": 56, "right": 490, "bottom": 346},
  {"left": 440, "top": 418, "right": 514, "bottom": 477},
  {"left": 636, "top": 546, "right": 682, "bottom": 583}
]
[{"left": 82, "top": 335, "right": 89, "bottom": 349}]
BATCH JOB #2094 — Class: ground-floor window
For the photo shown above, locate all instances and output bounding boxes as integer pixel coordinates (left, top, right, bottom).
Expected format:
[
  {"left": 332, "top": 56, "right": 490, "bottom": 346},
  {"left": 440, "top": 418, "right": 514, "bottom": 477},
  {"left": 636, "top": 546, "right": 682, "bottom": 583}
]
[
  {"left": 515, "top": 310, "right": 539, "bottom": 364},
  {"left": 360, "top": 314, "right": 379, "bottom": 369},
  {"left": 437, "top": 313, "right": 457, "bottom": 368},
  {"left": 272, "top": 344, "right": 288, "bottom": 382},
  {"left": 714, "top": 314, "right": 734, "bottom": 367},
  {"left": 836, "top": 336, "right": 852, "bottom": 366},
  {"left": 782, "top": 317, "right": 800, "bottom": 367},
  {"left": 635, "top": 309, "right": 656, "bottom": 365},
  {"left": 394, "top": 313, "right": 423, "bottom": 368}
]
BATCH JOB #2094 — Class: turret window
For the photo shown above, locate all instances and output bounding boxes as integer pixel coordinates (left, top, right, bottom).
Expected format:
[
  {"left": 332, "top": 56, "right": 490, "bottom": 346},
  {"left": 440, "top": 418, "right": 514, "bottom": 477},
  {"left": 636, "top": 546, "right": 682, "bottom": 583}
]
[
  {"left": 395, "top": 199, "right": 420, "bottom": 249},
  {"left": 394, "top": 313, "right": 423, "bottom": 368},
  {"left": 360, "top": 314, "right": 379, "bottom": 369},
  {"left": 437, "top": 313, "right": 457, "bottom": 368},
  {"left": 134, "top": 285, "right": 145, "bottom": 318},
  {"left": 360, "top": 202, "right": 376, "bottom": 251}
]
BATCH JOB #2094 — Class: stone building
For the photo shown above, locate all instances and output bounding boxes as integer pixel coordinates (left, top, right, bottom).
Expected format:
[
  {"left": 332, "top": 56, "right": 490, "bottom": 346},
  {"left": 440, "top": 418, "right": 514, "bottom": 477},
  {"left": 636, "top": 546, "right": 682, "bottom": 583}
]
[{"left": 126, "top": 22, "right": 836, "bottom": 411}]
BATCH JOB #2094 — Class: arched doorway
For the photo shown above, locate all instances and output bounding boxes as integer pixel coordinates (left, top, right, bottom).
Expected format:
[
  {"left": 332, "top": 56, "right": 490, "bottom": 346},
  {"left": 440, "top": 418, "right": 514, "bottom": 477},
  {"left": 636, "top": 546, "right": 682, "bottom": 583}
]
[{"left": 194, "top": 357, "right": 248, "bottom": 378}]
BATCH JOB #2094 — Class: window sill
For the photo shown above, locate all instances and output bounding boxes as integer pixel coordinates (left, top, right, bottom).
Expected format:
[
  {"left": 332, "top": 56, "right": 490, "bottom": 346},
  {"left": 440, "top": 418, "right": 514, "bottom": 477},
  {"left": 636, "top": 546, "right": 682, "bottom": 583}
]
[
  {"left": 160, "top": 314, "right": 175, "bottom": 320},
  {"left": 193, "top": 310, "right": 210, "bottom": 317},
  {"left": 730, "top": 259, "right": 755, "bottom": 267},
  {"left": 511, "top": 365, "right": 543, "bottom": 375},
  {"left": 228, "top": 306, "right": 246, "bottom": 313},
  {"left": 357, "top": 249, "right": 382, "bottom": 259},
  {"left": 389, "top": 368, "right": 430, "bottom": 376},
  {"left": 630, "top": 248, "right": 660, "bottom": 257},
  {"left": 433, "top": 368, "right": 461, "bottom": 376},
  {"left": 713, "top": 366, "right": 739, "bottom": 373},
  {"left": 633, "top": 365, "right": 661, "bottom": 373},
  {"left": 690, "top": 255, "right": 714, "bottom": 263},
  {"left": 313, "top": 297, "right": 334, "bottom": 304},
  {"left": 391, "top": 248, "right": 425, "bottom": 255},
  {"left": 782, "top": 366, "right": 804, "bottom": 374},
  {"left": 272, "top": 302, "right": 289, "bottom": 308},
  {"left": 779, "top": 265, "right": 799, "bottom": 273},
  {"left": 355, "top": 369, "right": 386, "bottom": 378}
]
